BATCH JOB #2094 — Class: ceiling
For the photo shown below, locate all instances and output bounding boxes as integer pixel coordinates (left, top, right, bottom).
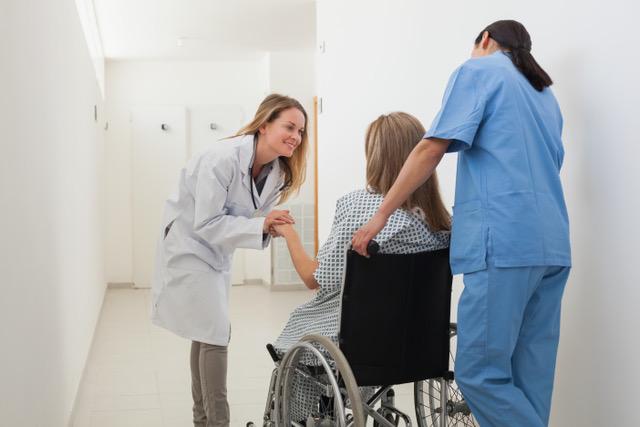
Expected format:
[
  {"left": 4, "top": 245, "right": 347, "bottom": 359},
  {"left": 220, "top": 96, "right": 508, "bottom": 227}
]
[{"left": 93, "top": 0, "right": 316, "bottom": 60}]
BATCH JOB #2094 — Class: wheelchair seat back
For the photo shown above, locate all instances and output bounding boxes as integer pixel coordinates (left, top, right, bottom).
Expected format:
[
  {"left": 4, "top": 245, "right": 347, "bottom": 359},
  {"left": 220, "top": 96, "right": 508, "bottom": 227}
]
[{"left": 339, "top": 248, "right": 452, "bottom": 386}]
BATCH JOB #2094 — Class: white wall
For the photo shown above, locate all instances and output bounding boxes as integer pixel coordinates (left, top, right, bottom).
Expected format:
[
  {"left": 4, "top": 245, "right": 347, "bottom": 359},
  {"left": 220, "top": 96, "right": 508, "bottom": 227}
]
[
  {"left": 105, "top": 59, "right": 269, "bottom": 284},
  {"left": 267, "top": 51, "right": 318, "bottom": 287},
  {"left": 0, "top": 1, "right": 106, "bottom": 425},
  {"left": 317, "top": 1, "right": 640, "bottom": 426},
  {"left": 268, "top": 51, "right": 317, "bottom": 205},
  {"left": 104, "top": 55, "right": 316, "bottom": 286},
  {"left": 74, "top": 0, "right": 105, "bottom": 96}
]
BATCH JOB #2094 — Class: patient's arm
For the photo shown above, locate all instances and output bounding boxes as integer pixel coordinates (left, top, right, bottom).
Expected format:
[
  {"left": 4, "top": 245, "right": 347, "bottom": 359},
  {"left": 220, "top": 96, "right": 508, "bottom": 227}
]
[{"left": 272, "top": 224, "right": 320, "bottom": 290}]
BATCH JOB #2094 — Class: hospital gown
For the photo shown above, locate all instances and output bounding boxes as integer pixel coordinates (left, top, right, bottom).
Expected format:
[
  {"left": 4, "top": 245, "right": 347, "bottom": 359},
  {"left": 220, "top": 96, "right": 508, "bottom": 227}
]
[{"left": 273, "top": 188, "right": 450, "bottom": 421}]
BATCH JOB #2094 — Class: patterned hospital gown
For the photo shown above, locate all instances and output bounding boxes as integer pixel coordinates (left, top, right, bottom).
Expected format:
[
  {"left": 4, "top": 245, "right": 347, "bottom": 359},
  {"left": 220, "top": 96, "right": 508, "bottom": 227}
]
[{"left": 273, "top": 189, "right": 450, "bottom": 420}]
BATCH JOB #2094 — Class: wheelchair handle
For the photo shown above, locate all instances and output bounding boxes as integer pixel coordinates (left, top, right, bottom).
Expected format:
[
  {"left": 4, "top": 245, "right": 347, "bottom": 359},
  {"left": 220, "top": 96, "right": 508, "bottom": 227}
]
[
  {"left": 367, "top": 240, "right": 380, "bottom": 256},
  {"left": 349, "top": 240, "right": 379, "bottom": 256},
  {"left": 266, "top": 343, "right": 281, "bottom": 363}
]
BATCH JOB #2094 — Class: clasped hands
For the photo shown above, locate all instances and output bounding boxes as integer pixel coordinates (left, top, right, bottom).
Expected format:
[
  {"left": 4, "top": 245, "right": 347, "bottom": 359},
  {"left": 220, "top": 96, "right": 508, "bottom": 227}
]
[{"left": 262, "top": 209, "right": 296, "bottom": 238}]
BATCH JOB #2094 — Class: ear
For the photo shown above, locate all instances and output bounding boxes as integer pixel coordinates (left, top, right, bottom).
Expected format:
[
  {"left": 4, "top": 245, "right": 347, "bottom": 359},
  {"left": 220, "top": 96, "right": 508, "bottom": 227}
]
[
  {"left": 259, "top": 124, "right": 267, "bottom": 134},
  {"left": 480, "top": 31, "right": 491, "bottom": 49}
]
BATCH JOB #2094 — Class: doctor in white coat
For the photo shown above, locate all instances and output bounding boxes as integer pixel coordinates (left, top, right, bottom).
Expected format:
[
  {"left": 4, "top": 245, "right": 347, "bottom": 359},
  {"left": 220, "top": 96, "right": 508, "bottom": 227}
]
[{"left": 151, "top": 94, "right": 309, "bottom": 427}]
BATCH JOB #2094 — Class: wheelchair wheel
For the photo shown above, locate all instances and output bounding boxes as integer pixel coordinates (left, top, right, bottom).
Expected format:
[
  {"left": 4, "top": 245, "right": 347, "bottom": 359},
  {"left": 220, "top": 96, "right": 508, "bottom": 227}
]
[
  {"left": 274, "top": 334, "right": 365, "bottom": 427},
  {"left": 414, "top": 326, "right": 478, "bottom": 427},
  {"left": 372, "top": 408, "right": 396, "bottom": 427}
]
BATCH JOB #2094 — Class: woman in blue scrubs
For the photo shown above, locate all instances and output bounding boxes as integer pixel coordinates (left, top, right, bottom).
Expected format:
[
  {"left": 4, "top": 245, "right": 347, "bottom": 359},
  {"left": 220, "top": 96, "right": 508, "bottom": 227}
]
[{"left": 353, "top": 20, "right": 571, "bottom": 427}]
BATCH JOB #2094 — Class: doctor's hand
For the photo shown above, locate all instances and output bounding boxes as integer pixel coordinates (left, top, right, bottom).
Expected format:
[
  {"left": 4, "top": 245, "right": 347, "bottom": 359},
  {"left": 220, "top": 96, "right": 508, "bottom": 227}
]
[
  {"left": 352, "top": 212, "right": 388, "bottom": 257},
  {"left": 263, "top": 209, "right": 295, "bottom": 233}
]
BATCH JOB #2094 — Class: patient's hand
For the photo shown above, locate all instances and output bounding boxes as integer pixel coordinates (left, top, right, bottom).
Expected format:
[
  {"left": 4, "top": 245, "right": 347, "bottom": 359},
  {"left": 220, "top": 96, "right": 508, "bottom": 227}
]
[
  {"left": 270, "top": 223, "right": 319, "bottom": 290},
  {"left": 263, "top": 209, "right": 295, "bottom": 233},
  {"left": 270, "top": 223, "right": 296, "bottom": 239}
]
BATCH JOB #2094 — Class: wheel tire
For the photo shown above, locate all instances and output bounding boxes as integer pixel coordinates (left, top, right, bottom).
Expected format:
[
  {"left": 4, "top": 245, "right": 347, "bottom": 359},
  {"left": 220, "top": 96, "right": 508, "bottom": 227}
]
[
  {"left": 274, "top": 334, "right": 365, "bottom": 426},
  {"left": 301, "top": 335, "right": 365, "bottom": 426},
  {"left": 414, "top": 326, "right": 479, "bottom": 427}
]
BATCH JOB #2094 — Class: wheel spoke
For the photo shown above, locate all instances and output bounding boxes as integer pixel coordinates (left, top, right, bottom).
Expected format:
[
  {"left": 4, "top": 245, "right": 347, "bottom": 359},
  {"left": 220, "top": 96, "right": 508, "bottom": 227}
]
[{"left": 414, "top": 333, "right": 479, "bottom": 427}]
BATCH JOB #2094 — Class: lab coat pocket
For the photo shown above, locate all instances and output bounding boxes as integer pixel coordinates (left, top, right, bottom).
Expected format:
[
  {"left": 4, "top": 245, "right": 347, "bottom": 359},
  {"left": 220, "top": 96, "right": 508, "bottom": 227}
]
[
  {"left": 181, "top": 237, "right": 230, "bottom": 272},
  {"left": 163, "top": 226, "right": 227, "bottom": 272},
  {"left": 450, "top": 200, "right": 487, "bottom": 274},
  {"left": 160, "top": 268, "right": 230, "bottom": 341}
]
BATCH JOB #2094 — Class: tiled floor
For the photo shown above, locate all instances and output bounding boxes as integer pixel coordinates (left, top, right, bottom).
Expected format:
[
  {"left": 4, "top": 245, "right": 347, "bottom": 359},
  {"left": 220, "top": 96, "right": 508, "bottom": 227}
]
[{"left": 72, "top": 286, "right": 419, "bottom": 426}]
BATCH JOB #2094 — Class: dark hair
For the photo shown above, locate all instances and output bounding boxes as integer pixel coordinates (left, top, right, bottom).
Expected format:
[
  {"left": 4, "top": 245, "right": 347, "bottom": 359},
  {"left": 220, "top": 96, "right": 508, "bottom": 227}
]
[{"left": 475, "top": 20, "right": 552, "bottom": 92}]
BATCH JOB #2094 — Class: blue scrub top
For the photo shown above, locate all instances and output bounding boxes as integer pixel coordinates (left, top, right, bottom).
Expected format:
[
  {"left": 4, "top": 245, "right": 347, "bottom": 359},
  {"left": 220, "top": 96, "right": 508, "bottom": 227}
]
[{"left": 426, "top": 51, "right": 571, "bottom": 274}]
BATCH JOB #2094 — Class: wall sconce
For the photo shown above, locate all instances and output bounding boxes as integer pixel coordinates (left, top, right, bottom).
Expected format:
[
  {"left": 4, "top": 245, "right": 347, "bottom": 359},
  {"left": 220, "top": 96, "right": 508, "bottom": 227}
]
[
  {"left": 210, "top": 123, "right": 218, "bottom": 130},
  {"left": 161, "top": 123, "right": 169, "bottom": 131}
]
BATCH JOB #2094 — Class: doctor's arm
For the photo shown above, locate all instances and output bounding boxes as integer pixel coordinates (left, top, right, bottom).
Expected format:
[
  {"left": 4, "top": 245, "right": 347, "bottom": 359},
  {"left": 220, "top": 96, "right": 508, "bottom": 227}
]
[
  {"left": 192, "top": 160, "right": 292, "bottom": 250},
  {"left": 351, "top": 137, "right": 450, "bottom": 256},
  {"left": 272, "top": 224, "right": 319, "bottom": 290}
]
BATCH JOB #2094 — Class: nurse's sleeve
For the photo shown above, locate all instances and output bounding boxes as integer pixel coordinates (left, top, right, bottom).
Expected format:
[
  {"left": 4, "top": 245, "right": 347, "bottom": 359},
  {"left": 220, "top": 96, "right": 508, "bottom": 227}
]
[
  {"left": 425, "top": 63, "right": 487, "bottom": 152},
  {"left": 192, "top": 157, "right": 266, "bottom": 251}
]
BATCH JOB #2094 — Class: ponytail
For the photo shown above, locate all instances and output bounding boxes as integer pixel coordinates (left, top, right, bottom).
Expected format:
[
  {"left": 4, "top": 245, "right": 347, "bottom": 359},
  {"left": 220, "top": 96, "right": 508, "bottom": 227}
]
[
  {"left": 475, "top": 20, "right": 552, "bottom": 92},
  {"left": 510, "top": 48, "right": 553, "bottom": 92}
]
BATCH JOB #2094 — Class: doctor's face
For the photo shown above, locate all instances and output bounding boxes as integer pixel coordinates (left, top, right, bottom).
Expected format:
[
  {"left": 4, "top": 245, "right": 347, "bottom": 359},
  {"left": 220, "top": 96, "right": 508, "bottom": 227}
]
[{"left": 260, "top": 107, "right": 306, "bottom": 158}]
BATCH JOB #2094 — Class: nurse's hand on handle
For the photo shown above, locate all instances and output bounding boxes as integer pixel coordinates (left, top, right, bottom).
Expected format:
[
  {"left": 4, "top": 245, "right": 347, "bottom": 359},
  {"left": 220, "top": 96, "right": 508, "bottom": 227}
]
[
  {"left": 263, "top": 210, "right": 295, "bottom": 233},
  {"left": 352, "top": 213, "right": 389, "bottom": 257}
]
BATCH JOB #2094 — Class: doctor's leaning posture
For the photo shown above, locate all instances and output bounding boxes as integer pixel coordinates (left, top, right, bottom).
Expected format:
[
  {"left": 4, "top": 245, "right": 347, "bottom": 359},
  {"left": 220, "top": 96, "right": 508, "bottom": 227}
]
[
  {"left": 353, "top": 21, "right": 571, "bottom": 427},
  {"left": 151, "top": 94, "right": 308, "bottom": 427}
]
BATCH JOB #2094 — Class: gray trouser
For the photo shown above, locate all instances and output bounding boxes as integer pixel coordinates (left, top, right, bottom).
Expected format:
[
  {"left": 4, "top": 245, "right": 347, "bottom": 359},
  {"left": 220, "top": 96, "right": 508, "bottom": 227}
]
[{"left": 190, "top": 341, "right": 230, "bottom": 427}]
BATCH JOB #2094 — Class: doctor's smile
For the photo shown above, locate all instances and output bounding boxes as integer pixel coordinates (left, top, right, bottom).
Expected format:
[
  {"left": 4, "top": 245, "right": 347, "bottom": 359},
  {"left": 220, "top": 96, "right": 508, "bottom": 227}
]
[{"left": 258, "top": 107, "right": 305, "bottom": 159}]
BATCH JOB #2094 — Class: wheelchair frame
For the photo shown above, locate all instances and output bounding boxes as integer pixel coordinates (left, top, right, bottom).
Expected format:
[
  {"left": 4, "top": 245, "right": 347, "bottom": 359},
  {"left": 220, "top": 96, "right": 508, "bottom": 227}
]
[
  {"left": 249, "top": 324, "right": 476, "bottom": 427},
  {"left": 248, "top": 246, "right": 477, "bottom": 426}
]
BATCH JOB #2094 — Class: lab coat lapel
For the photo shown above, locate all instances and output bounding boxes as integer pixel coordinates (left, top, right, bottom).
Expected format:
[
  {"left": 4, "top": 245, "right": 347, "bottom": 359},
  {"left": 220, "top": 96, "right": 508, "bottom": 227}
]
[
  {"left": 238, "top": 134, "right": 256, "bottom": 194},
  {"left": 237, "top": 134, "right": 284, "bottom": 209},
  {"left": 258, "top": 159, "right": 283, "bottom": 207}
]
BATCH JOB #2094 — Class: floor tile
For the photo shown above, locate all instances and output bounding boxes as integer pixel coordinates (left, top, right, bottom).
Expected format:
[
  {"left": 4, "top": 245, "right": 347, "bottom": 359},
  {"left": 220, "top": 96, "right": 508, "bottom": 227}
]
[
  {"left": 73, "top": 286, "right": 429, "bottom": 426},
  {"left": 88, "top": 409, "right": 163, "bottom": 427}
]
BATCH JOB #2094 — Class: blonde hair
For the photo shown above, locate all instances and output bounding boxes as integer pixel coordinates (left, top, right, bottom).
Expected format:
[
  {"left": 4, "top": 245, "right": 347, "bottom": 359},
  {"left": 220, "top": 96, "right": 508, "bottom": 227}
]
[
  {"left": 365, "top": 112, "right": 451, "bottom": 231},
  {"left": 234, "top": 94, "right": 308, "bottom": 204}
]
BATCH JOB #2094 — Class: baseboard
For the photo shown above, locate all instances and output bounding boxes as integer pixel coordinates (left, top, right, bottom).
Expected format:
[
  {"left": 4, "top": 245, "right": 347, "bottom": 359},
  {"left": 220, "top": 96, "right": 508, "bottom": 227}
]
[
  {"left": 236, "top": 278, "right": 268, "bottom": 286},
  {"left": 107, "top": 282, "right": 135, "bottom": 289},
  {"left": 68, "top": 283, "right": 109, "bottom": 426},
  {"left": 269, "top": 283, "right": 307, "bottom": 291},
  {"left": 110, "top": 279, "right": 306, "bottom": 291}
]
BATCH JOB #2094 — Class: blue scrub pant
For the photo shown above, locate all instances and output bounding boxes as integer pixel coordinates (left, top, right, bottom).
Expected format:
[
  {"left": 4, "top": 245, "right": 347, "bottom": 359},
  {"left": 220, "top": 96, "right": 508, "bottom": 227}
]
[{"left": 455, "top": 263, "right": 570, "bottom": 427}]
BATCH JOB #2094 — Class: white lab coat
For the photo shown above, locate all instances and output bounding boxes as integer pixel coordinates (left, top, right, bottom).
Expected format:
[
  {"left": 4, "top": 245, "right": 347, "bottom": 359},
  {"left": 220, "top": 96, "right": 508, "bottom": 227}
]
[{"left": 151, "top": 134, "right": 283, "bottom": 345}]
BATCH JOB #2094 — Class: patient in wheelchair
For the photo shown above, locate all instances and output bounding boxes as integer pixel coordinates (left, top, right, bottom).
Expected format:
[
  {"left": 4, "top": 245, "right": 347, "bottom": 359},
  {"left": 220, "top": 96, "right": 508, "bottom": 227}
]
[{"left": 270, "top": 112, "right": 451, "bottom": 422}]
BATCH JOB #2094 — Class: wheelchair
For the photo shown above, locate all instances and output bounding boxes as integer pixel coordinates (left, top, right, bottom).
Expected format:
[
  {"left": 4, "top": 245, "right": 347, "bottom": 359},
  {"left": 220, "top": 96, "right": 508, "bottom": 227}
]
[{"left": 249, "top": 245, "right": 478, "bottom": 427}]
